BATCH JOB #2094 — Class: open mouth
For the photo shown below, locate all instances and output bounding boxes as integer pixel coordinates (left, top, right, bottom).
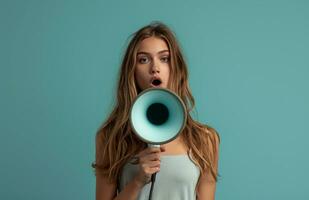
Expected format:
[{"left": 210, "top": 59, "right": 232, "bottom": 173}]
[{"left": 151, "top": 78, "right": 162, "bottom": 87}]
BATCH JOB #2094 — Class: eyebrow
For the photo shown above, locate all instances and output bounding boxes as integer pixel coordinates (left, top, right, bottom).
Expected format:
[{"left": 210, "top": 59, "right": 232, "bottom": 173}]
[{"left": 137, "top": 50, "right": 169, "bottom": 55}]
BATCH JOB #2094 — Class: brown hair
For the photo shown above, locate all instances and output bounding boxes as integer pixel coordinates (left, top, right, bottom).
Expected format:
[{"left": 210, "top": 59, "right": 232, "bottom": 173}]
[{"left": 92, "top": 22, "right": 220, "bottom": 188}]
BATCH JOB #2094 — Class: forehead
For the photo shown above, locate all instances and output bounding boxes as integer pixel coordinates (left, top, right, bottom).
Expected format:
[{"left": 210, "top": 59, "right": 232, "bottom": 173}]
[{"left": 137, "top": 37, "right": 169, "bottom": 54}]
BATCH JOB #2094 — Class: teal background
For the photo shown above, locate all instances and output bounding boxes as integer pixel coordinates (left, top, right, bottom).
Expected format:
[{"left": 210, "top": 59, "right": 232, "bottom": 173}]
[{"left": 1, "top": 0, "right": 308, "bottom": 199}]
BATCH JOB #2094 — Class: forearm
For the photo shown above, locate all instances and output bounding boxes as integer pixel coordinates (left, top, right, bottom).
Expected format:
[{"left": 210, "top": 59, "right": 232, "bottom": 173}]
[{"left": 113, "top": 178, "right": 144, "bottom": 200}]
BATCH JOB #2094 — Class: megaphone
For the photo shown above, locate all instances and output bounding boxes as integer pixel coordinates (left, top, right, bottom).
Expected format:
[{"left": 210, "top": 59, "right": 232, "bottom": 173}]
[
  {"left": 129, "top": 87, "right": 187, "bottom": 200},
  {"left": 129, "top": 87, "right": 187, "bottom": 147}
]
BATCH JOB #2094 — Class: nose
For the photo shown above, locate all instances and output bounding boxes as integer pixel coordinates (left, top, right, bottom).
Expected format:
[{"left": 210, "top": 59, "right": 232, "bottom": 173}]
[
  {"left": 151, "top": 67, "right": 159, "bottom": 74},
  {"left": 151, "top": 60, "right": 160, "bottom": 74}
]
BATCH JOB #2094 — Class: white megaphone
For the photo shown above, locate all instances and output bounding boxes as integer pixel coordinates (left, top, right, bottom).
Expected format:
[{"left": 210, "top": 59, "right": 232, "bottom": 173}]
[
  {"left": 129, "top": 87, "right": 187, "bottom": 200},
  {"left": 129, "top": 87, "right": 187, "bottom": 147}
]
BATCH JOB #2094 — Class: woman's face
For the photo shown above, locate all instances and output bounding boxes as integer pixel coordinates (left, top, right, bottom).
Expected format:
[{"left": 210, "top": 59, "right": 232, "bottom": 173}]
[{"left": 134, "top": 36, "right": 171, "bottom": 91}]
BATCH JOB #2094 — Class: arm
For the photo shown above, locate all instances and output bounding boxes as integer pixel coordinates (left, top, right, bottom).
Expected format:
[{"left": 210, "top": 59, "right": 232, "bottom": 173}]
[
  {"left": 196, "top": 131, "right": 220, "bottom": 200},
  {"left": 95, "top": 134, "right": 145, "bottom": 200},
  {"left": 96, "top": 174, "right": 144, "bottom": 200},
  {"left": 95, "top": 133, "right": 164, "bottom": 200},
  {"left": 196, "top": 175, "right": 217, "bottom": 200}
]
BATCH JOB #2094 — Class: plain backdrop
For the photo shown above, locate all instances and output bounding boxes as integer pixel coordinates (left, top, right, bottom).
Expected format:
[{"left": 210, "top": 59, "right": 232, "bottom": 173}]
[{"left": 1, "top": 0, "right": 308, "bottom": 199}]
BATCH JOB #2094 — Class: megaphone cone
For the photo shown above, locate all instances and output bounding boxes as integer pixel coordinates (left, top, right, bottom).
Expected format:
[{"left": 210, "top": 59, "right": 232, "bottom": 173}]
[{"left": 129, "top": 88, "right": 187, "bottom": 145}]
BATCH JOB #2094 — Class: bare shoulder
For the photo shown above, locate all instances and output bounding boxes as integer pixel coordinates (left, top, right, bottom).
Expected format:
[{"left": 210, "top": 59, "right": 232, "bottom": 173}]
[
  {"left": 204, "top": 124, "right": 220, "bottom": 144},
  {"left": 205, "top": 125, "right": 221, "bottom": 163}
]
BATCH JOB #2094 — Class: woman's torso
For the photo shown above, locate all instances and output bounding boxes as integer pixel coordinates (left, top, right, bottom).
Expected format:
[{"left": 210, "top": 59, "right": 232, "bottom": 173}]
[{"left": 118, "top": 152, "right": 200, "bottom": 200}]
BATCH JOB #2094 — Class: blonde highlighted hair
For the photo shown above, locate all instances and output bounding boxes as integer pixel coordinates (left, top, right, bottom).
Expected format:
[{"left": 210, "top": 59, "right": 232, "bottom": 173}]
[{"left": 92, "top": 22, "right": 220, "bottom": 187}]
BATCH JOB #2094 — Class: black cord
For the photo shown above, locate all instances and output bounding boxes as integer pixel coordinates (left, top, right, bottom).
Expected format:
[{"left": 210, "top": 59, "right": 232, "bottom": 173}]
[{"left": 148, "top": 173, "right": 157, "bottom": 200}]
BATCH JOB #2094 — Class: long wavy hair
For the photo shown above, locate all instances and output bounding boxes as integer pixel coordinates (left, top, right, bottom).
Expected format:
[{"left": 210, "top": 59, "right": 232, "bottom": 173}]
[{"left": 92, "top": 22, "right": 220, "bottom": 189}]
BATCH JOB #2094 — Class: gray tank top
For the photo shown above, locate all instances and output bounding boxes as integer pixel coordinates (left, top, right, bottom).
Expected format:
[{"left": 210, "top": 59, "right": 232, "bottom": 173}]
[{"left": 119, "top": 154, "right": 200, "bottom": 200}]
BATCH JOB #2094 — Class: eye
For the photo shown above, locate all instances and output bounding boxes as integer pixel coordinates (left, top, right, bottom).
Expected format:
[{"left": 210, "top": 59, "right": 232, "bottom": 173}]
[
  {"left": 138, "top": 56, "right": 150, "bottom": 64},
  {"left": 160, "top": 56, "right": 170, "bottom": 63}
]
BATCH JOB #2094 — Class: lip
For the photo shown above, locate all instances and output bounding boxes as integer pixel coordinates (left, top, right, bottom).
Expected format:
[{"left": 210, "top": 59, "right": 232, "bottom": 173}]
[
  {"left": 150, "top": 76, "right": 163, "bottom": 87},
  {"left": 150, "top": 83, "right": 162, "bottom": 88}
]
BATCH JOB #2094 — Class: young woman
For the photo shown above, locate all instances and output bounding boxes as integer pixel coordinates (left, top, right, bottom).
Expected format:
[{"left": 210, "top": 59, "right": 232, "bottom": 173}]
[{"left": 92, "top": 22, "right": 220, "bottom": 200}]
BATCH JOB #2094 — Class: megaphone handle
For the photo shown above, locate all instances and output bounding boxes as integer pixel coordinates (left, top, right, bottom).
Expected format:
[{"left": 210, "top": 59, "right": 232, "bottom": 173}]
[
  {"left": 147, "top": 144, "right": 159, "bottom": 200},
  {"left": 148, "top": 144, "right": 160, "bottom": 148},
  {"left": 149, "top": 173, "right": 157, "bottom": 200},
  {"left": 151, "top": 172, "right": 157, "bottom": 182}
]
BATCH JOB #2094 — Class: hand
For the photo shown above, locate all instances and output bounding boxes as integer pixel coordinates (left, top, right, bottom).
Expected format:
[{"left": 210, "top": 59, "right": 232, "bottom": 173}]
[{"left": 133, "top": 146, "right": 166, "bottom": 187}]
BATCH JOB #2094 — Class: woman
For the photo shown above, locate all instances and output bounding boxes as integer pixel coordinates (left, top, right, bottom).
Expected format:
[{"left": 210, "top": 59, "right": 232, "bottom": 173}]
[{"left": 92, "top": 21, "right": 220, "bottom": 200}]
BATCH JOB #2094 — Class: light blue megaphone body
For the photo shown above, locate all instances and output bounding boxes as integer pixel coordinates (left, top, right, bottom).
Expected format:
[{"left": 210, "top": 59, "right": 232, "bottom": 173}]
[{"left": 129, "top": 88, "right": 187, "bottom": 145}]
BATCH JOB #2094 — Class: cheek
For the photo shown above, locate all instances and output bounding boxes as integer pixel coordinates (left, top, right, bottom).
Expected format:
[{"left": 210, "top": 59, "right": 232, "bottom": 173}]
[
  {"left": 135, "top": 68, "right": 146, "bottom": 80},
  {"left": 134, "top": 68, "right": 148, "bottom": 87},
  {"left": 163, "top": 66, "right": 171, "bottom": 80}
]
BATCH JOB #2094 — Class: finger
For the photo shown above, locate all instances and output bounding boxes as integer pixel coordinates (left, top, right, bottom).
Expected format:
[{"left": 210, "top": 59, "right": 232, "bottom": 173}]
[
  {"left": 149, "top": 166, "right": 161, "bottom": 174},
  {"left": 146, "top": 160, "right": 161, "bottom": 168},
  {"left": 137, "top": 147, "right": 161, "bottom": 157},
  {"left": 141, "top": 160, "right": 160, "bottom": 170},
  {"left": 160, "top": 146, "right": 166, "bottom": 152},
  {"left": 147, "top": 147, "right": 162, "bottom": 154},
  {"left": 145, "top": 166, "right": 161, "bottom": 175},
  {"left": 140, "top": 152, "right": 161, "bottom": 162}
]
